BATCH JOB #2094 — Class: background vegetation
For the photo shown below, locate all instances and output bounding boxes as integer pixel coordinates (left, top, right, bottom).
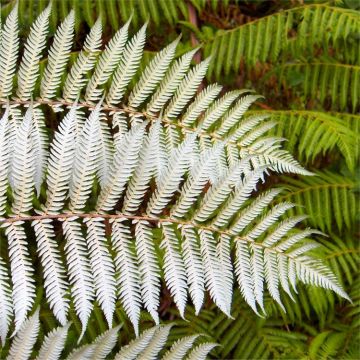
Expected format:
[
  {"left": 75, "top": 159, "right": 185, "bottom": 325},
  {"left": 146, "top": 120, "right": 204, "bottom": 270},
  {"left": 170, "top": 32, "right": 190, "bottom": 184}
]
[{"left": 0, "top": 0, "right": 359, "bottom": 358}]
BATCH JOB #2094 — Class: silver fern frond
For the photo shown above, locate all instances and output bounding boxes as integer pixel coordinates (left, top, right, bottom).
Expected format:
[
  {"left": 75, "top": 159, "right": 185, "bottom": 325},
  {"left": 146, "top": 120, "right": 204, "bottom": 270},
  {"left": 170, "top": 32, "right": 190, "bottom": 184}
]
[
  {"left": 62, "top": 219, "right": 94, "bottom": 339},
  {"left": 147, "top": 48, "right": 199, "bottom": 115},
  {"left": 32, "top": 218, "right": 69, "bottom": 325},
  {"left": 85, "top": 18, "right": 131, "bottom": 103},
  {"left": 40, "top": 10, "right": 75, "bottom": 100},
  {"left": 0, "top": 3, "right": 19, "bottom": 98},
  {"left": 106, "top": 23, "right": 147, "bottom": 106},
  {"left": 16, "top": 4, "right": 51, "bottom": 101},
  {"left": 4, "top": 312, "right": 212, "bottom": 360},
  {"left": 0, "top": 257, "right": 12, "bottom": 346},
  {"left": 0, "top": 5, "right": 349, "bottom": 341},
  {"left": 0, "top": 106, "right": 10, "bottom": 216},
  {"left": 6, "top": 309, "right": 40, "bottom": 360},
  {"left": 36, "top": 323, "right": 70, "bottom": 360},
  {"left": 63, "top": 17, "right": 102, "bottom": 102}
]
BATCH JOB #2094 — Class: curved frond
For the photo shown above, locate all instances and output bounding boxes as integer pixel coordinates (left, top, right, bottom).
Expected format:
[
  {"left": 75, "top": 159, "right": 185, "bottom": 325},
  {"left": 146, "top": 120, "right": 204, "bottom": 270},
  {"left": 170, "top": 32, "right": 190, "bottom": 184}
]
[
  {"left": 114, "top": 326, "right": 158, "bottom": 360},
  {"left": 181, "top": 226, "right": 205, "bottom": 314},
  {"left": 106, "top": 23, "right": 147, "bottom": 106},
  {"left": 112, "top": 219, "right": 141, "bottom": 334},
  {"left": 137, "top": 324, "right": 172, "bottom": 360},
  {"left": 162, "top": 335, "right": 199, "bottom": 360},
  {"left": 135, "top": 220, "right": 161, "bottom": 324},
  {"left": 32, "top": 219, "right": 69, "bottom": 325},
  {"left": 10, "top": 107, "right": 35, "bottom": 215},
  {"left": 68, "top": 104, "right": 101, "bottom": 212},
  {"left": 84, "top": 218, "right": 116, "bottom": 327},
  {"left": 164, "top": 58, "right": 211, "bottom": 119},
  {"left": 274, "top": 171, "right": 357, "bottom": 232},
  {"left": 96, "top": 123, "right": 146, "bottom": 212},
  {"left": 147, "top": 48, "right": 199, "bottom": 115},
  {"left": 185, "top": 343, "right": 218, "bottom": 360},
  {"left": 128, "top": 36, "right": 180, "bottom": 109},
  {"left": 161, "top": 225, "right": 188, "bottom": 318},
  {"left": 91, "top": 325, "right": 121, "bottom": 360},
  {"left": 2, "top": 222, "right": 35, "bottom": 333},
  {"left": 43, "top": 103, "right": 78, "bottom": 213},
  {"left": 62, "top": 219, "right": 94, "bottom": 339}
]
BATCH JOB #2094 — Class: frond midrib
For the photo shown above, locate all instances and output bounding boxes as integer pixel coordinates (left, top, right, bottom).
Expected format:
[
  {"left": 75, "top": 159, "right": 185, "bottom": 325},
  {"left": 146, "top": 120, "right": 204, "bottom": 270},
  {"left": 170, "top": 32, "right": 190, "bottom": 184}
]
[
  {"left": 274, "top": 182, "right": 355, "bottom": 202},
  {"left": 247, "top": 109, "right": 359, "bottom": 137},
  {"left": 277, "top": 62, "right": 360, "bottom": 71},
  {"left": 0, "top": 97, "right": 274, "bottom": 157},
  {"left": 0, "top": 211, "right": 301, "bottom": 261},
  {"left": 324, "top": 248, "right": 360, "bottom": 260}
]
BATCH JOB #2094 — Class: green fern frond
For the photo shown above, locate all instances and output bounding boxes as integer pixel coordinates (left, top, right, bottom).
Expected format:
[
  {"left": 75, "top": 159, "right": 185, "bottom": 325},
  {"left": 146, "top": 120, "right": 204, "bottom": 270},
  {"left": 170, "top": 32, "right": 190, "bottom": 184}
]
[
  {"left": 202, "top": 4, "right": 359, "bottom": 77},
  {"left": 171, "top": 293, "right": 309, "bottom": 359},
  {"left": 247, "top": 109, "right": 359, "bottom": 171},
  {"left": 274, "top": 171, "right": 358, "bottom": 232},
  {"left": 1, "top": 0, "right": 203, "bottom": 31},
  {"left": 308, "top": 330, "right": 347, "bottom": 359},
  {"left": 319, "top": 232, "right": 359, "bottom": 287},
  {"left": 276, "top": 62, "right": 359, "bottom": 112},
  {"left": 173, "top": 273, "right": 360, "bottom": 359}
]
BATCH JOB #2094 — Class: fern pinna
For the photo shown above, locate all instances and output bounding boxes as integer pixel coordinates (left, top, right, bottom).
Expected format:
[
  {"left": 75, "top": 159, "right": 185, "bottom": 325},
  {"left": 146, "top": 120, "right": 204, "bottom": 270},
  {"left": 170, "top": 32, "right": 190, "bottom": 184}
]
[
  {"left": 4, "top": 310, "right": 216, "bottom": 359},
  {"left": 0, "top": 2, "right": 349, "bottom": 353}
]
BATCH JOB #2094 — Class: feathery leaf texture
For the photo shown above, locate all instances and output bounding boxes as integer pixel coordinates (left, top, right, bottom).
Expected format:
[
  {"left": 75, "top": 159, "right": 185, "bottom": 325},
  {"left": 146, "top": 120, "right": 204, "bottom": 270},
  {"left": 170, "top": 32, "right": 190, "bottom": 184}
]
[
  {"left": 40, "top": 10, "right": 75, "bottom": 100},
  {"left": 1, "top": 0, "right": 202, "bottom": 31},
  {"left": 0, "top": 4, "right": 19, "bottom": 98},
  {"left": 16, "top": 4, "right": 51, "bottom": 101},
  {"left": 172, "top": 291, "right": 319, "bottom": 359},
  {"left": 0, "top": 5, "right": 349, "bottom": 339},
  {"left": 203, "top": 5, "right": 359, "bottom": 80},
  {"left": 3, "top": 310, "right": 214, "bottom": 359},
  {"left": 248, "top": 110, "right": 359, "bottom": 171},
  {"left": 276, "top": 62, "right": 359, "bottom": 112},
  {"left": 274, "top": 171, "right": 358, "bottom": 233},
  {"left": 0, "top": 257, "right": 12, "bottom": 347}
]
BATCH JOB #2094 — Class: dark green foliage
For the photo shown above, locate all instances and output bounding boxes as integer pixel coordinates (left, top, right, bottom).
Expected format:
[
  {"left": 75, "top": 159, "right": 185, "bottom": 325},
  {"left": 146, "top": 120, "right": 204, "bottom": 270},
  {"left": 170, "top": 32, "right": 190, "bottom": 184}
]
[
  {"left": 274, "top": 171, "right": 358, "bottom": 232},
  {"left": 1, "top": 0, "right": 201, "bottom": 31}
]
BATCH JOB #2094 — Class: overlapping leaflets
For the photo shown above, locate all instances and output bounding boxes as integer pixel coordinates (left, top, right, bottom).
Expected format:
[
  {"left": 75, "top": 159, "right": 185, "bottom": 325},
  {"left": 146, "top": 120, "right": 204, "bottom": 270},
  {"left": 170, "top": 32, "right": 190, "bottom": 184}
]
[{"left": 0, "top": 2, "right": 349, "bottom": 350}]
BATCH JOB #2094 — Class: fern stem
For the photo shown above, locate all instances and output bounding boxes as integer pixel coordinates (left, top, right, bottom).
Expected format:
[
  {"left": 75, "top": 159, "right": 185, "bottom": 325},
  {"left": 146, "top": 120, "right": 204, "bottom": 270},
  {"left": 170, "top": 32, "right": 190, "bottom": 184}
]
[
  {"left": 0, "top": 211, "right": 299, "bottom": 259},
  {"left": 187, "top": 2, "right": 201, "bottom": 64},
  {"left": 278, "top": 62, "right": 360, "bottom": 71},
  {"left": 275, "top": 183, "right": 353, "bottom": 202},
  {"left": 0, "top": 98, "right": 266, "bottom": 154}
]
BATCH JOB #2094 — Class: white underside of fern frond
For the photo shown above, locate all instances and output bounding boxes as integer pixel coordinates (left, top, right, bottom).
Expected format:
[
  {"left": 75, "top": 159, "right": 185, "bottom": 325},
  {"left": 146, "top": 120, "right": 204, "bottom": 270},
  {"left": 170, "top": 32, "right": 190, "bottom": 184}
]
[{"left": 0, "top": 6, "right": 349, "bottom": 340}]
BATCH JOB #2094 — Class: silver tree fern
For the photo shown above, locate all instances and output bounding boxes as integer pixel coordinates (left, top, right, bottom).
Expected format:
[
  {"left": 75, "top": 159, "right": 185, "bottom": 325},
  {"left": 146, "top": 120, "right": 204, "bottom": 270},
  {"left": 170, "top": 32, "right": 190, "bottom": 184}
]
[
  {"left": 0, "top": 2, "right": 349, "bottom": 349},
  {"left": 4, "top": 310, "right": 215, "bottom": 359}
]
